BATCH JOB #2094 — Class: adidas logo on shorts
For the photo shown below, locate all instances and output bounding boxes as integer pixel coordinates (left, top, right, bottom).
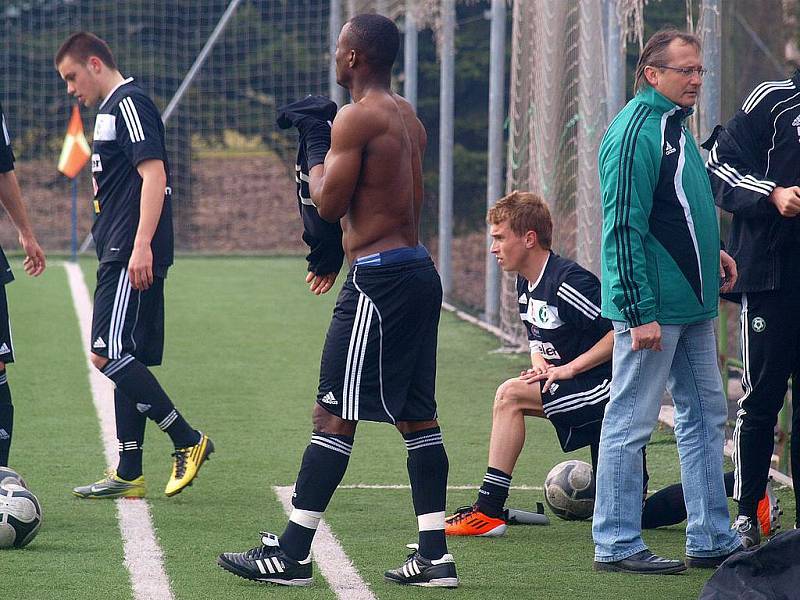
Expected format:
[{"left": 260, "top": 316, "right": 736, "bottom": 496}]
[
  {"left": 0, "top": 343, "right": 10, "bottom": 354},
  {"left": 664, "top": 141, "right": 676, "bottom": 156},
  {"left": 320, "top": 392, "right": 338, "bottom": 405},
  {"left": 93, "top": 337, "right": 107, "bottom": 349},
  {"left": 793, "top": 115, "right": 800, "bottom": 127},
  {"left": 0, "top": 429, "right": 8, "bottom": 440}
]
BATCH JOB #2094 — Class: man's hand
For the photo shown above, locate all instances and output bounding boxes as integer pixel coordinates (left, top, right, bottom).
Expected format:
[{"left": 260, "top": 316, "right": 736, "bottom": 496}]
[
  {"left": 768, "top": 186, "right": 800, "bottom": 217},
  {"left": 720, "top": 249, "right": 737, "bottom": 294},
  {"left": 532, "top": 363, "right": 577, "bottom": 393},
  {"left": 306, "top": 271, "right": 337, "bottom": 295},
  {"left": 19, "top": 233, "right": 45, "bottom": 277},
  {"left": 128, "top": 244, "right": 153, "bottom": 290},
  {"left": 630, "top": 321, "right": 662, "bottom": 351}
]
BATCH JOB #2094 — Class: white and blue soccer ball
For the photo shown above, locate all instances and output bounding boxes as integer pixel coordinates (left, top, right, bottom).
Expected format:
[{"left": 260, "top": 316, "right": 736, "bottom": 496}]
[
  {"left": 0, "top": 466, "right": 27, "bottom": 489},
  {"left": 0, "top": 483, "right": 42, "bottom": 548},
  {"left": 543, "top": 460, "right": 595, "bottom": 521}
]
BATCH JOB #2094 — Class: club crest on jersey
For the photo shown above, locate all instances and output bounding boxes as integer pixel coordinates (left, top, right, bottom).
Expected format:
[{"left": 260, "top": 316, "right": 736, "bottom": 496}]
[
  {"left": 522, "top": 298, "right": 564, "bottom": 330},
  {"left": 751, "top": 317, "right": 766, "bottom": 333},
  {"left": 94, "top": 114, "right": 116, "bottom": 141},
  {"left": 91, "top": 153, "right": 102, "bottom": 173},
  {"left": 793, "top": 114, "right": 800, "bottom": 141}
]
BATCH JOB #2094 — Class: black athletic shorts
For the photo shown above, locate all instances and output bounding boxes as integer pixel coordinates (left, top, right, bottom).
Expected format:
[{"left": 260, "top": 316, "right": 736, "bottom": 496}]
[
  {"left": 0, "top": 285, "right": 14, "bottom": 364},
  {"left": 317, "top": 245, "right": 442, "bottom": 423},
  {"left": 90, "top": 262, "right": 165, "bottom": 366},
  {"left": 540, "top": 375, "right": 609, "bottom": 452}
]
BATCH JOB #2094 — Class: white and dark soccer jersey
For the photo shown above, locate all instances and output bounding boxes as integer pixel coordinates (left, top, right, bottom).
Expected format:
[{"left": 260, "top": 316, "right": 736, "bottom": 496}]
[
  {"left": 518, "top": 252, "right": 612, "bottom": 380},
  {"left": 0, "top": 103, "right": 15, "bottom": 286},
  {"left": 518, "top": 252, "right": 612, "bottom": 451},
  {"left": 91, "top": 78, "right": 173, "bottom": 275}
]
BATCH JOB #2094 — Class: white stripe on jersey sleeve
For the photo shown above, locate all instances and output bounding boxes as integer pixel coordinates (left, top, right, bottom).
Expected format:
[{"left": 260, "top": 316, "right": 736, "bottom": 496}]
[
  {"left": 122, "top": 97, "right": 146, "bottom": 141},
  {"left": 2, "top": 114, "right": 10, "bottom": 146},
  {"left": 557, "top": 282, "right": 600, "bottom": 320},
  {"left": 118, "top": 97, "right": 144, "bottom": 143}
]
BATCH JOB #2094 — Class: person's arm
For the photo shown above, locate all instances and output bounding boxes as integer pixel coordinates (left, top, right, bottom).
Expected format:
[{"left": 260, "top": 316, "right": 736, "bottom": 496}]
[
  {"left": 706, "top": 92, "right": 784, "bottom": 218},
  {"left": 599, "top": 129, "right": 657, "bottom": 328},
  {"left": 308, "top": 105, "right": 371, "bottom": 222},
  {"left": 0, "top": 170, "right": 45, "bottom": 276},
  {"left": 127, "top": 159, "right": 166, "bottom": 290}
]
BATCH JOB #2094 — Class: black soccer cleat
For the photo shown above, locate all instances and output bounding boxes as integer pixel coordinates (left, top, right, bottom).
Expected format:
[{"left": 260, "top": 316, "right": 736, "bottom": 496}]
[
  {"left": 384, "top": 544, "right": 459, "bottom": 588},
  {"left": 217, "top": 532, "right": 313, "bottom": 586}
]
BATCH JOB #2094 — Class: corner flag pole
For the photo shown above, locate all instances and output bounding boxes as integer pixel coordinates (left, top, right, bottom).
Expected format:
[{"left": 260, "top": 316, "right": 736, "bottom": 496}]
[{"left": 71, "top": 179, "right": 78, "bottom": 262}]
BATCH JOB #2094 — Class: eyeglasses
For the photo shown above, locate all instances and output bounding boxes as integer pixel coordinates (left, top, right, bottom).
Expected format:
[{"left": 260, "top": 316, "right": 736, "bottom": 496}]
[{"left": 652, "top": 65, "right": 707, "bottom": 77}]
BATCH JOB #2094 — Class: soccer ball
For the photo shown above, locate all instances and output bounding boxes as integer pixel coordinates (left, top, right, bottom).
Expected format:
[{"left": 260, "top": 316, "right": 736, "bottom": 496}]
[
  {"left": 0, "top": 483, "right": 42, "bottom": 548},
  {"left": 0, "top": 466, "right": 28, "bottom": 489},
  {"left": 543, "top": 460, "right": 595, "bottom": 521}
]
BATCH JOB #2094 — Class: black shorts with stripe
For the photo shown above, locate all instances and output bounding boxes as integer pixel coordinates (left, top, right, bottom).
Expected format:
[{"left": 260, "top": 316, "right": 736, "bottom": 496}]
[
  {"left": 541, "top": 375, "right": 609, "bottom": 452},
  {"left": 90, "top": 262, "right": 165, "bottom": 366},
  {"left": 0, "top": 285, "right": 14, "bottom": 364},
  {"left": 316, "top": 251, "right": 442, "bottom": 423}
]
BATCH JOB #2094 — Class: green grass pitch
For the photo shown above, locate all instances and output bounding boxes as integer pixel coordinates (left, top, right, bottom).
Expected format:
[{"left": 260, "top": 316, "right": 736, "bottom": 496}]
[{"left": 1, "top": 257, "right": 794, "bottom": 599}]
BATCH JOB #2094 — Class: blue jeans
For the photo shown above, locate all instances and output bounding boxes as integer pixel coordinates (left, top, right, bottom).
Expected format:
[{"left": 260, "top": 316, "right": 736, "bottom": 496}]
[{"left": 592, "top": 320, "right": 740, "bottom": 561}]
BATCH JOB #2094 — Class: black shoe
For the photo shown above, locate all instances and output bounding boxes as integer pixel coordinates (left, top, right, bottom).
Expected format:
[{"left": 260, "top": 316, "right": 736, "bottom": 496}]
[
  {"left": 685, "top": 546, "right": 743, "bottom": 569},
  {"left": 217, "top": 532, "right": 313, "bottom": 586},
  {"left": 384, "top": 544, "right": 459, "bottom": 588},
  {"left": 594, "top": 549, "right": 687, "bottom": 574},
  {"left": 732, "top": 515, "right": 761, "bottom": 549}
]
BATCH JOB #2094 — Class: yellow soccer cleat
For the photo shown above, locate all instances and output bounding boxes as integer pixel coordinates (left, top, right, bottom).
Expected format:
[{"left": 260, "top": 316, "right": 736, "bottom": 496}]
[
  {"left": 73, "top": 471, "right": 146, "bottom": 499},
  {"left": 164, "top": 433, "right": 214, "bottom": 497}
]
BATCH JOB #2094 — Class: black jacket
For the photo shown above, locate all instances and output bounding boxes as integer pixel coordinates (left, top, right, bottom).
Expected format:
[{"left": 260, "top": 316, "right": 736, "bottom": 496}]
[
  {"left": 706, "top": 71, "right": 800, "bottom": 298},
  {"left": 277, "top": 96, "right": 344, "bottom": 276}
]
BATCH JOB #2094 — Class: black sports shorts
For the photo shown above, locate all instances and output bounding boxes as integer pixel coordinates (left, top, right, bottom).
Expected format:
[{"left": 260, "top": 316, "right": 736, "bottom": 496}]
[
  {"left": 540, "top": 375, "right": 610, "bottom": 452},
  {"left": 0, "top": 285, "right": 14, "bottom": 364},
  {"left": 317, "top": 245, "right": 442, "bottom": 423},
  {"left": 90, "top": 262, "right": 165, "bottom": 366}
]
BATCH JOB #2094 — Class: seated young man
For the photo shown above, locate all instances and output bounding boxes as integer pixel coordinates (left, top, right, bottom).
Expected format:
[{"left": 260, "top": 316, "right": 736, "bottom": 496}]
[{"left": 445, "top": 191, "right": 778, "bottom": 539}]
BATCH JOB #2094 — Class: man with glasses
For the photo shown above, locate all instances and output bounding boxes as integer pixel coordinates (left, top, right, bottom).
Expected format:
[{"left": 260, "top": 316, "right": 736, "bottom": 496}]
[
  {"left": 707, "top": 70, "right": 800, "bottom": 546},
  {"left": 593, "top": 28, "right": 741, "bottom": 574}
]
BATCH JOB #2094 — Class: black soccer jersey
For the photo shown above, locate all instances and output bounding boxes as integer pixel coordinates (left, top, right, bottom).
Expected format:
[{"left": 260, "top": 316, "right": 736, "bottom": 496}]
[
  {"left": 0, "top": 103, "right": 15, "bottom": 284},
  {"left": 0, "top": 102, "right": 14, "bottom": 174},
  {"left": 91, "top": 78, "right": 173, "bottom": 273},
  {"left": 517, "top": 252, "right": 612, "bottom": 380}
]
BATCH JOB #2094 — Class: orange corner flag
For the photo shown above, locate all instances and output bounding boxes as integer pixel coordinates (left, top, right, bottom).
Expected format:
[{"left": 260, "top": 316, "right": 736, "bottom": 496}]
[{"left": 58, "top": 105, "right": 91, "bottom": 179}]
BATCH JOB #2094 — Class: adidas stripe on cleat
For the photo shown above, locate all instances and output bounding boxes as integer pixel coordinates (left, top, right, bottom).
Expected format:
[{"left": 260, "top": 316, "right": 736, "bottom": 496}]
[
  {"left": 72, "top": 471, "right": 146, "bottom": 499},
  {"left": 445, "top": 505, "right": 507, "bottom": 537},
  {"left": 164, "top": 433, "right": 214, "bottom": 497},
  {"left": 384, "top": 544, "right": 458, "bottom": 588},
  {"left": 756, "top": 476, "right": 782, "bottom": 538},
  {"left": 217, "top": 532, "right": 313, "bottom": 587}
]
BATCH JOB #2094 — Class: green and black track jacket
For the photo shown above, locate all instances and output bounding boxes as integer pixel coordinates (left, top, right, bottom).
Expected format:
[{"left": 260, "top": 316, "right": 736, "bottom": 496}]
[{"left": 599, "top": 87, "right": 721, "bottom": 327}]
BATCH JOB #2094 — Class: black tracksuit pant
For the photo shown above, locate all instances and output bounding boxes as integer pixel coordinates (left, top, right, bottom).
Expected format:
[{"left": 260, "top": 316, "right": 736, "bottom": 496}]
[{"left": 734, "top": 257, "right": 800, "bottom": 522}]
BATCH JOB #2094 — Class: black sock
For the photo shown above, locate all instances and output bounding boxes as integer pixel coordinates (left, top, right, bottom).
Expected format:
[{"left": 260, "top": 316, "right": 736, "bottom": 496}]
[
  {"left": 101, "top": 355, "right": 199, "bottom": 449},
  {"left": 404, "top": 427, "right": 448, "bottom": 560},
  {"left": 475, "top": 467, "right": 511, "bottom": 518},
  {"left": 279, "top": 431, "right": 354, "bottom": 561},
  {"left": 0, "top": 370, "right": 12, "bottom": 467},
  {"left": 641, "top": 470, "right": 736, "bottom": 529},
  {"left": 642, "top": 481, "right": 686, "bottom": 529},
  {"left": 114, "top": 389, "right": 146, "bottom": 480}
]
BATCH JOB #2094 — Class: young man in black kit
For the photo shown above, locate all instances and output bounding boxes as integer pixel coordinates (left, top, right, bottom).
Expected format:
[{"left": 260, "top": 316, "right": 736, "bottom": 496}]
[{"left": 56, "top": 32, "right": 213, "bottom": 499}]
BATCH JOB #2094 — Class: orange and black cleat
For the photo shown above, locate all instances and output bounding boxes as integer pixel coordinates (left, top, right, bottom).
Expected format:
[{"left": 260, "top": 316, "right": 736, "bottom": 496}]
[{"left": 444, "top": 505, "right": 507, "bottom": 537}]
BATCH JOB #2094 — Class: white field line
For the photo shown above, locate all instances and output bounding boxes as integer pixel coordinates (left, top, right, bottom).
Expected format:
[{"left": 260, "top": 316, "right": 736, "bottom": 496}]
[
  {"left": 273, "top": 486, "right": 377, "bottom": 600},
  {"left": 65, "top": 262, "right": 175, "bottom": 600},
  {"left": 337, "top": 483, "right": 542, "bottom": 491},
  {"left": 658, "top": 405, "right": 793, "bottom": 489}
]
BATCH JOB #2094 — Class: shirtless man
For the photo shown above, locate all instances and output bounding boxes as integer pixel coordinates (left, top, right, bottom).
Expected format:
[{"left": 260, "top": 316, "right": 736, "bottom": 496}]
[{"left": 217, "top": 14, "right": 457, "bottom": 589}]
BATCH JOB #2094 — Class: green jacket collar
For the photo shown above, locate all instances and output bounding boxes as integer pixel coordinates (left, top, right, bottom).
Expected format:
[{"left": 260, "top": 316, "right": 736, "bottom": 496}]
[{"left": 636, "top": 87, "right": 694, "bottom": 119}]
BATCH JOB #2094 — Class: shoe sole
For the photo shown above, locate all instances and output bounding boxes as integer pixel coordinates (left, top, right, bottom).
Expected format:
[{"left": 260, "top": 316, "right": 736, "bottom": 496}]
[
  {"left": 72, "top": 488, "right": 146, "bottom": 499},
  {"left": 165, "top": 438, "right": 215, "bottom": 497},
  {"left": 216, "top": 555, "right": 312, "bottom": 587},
  {"left": 384, "top": 575, "right": 459, "bottom": 588},
  {"left": 685, "top": 558, "right": 725, "bottom": 569},
  {"left": 593, "top": 561, "right": 687, "bottom": 575}
]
